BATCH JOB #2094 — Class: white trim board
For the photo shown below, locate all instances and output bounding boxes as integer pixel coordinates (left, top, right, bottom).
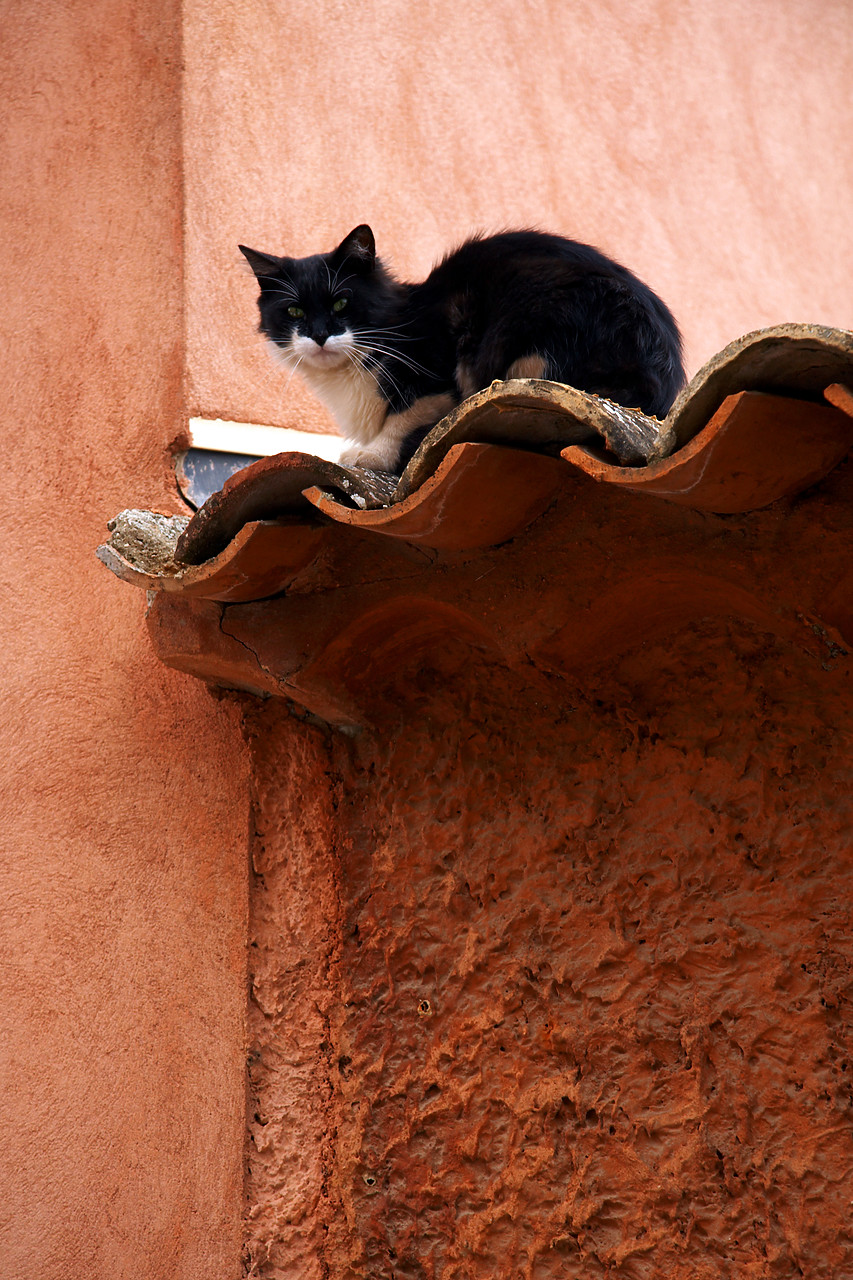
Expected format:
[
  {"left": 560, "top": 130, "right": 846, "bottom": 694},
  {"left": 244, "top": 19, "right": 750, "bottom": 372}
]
[{"left": 188, "top": 417, "right": 345, "bottom": 462}]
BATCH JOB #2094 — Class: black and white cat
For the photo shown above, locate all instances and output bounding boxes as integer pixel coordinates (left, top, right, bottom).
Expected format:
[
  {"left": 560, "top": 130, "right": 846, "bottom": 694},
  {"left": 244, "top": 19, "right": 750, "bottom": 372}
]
[{"left": 240, "top": 225, "right": 684, "bottom": 473}]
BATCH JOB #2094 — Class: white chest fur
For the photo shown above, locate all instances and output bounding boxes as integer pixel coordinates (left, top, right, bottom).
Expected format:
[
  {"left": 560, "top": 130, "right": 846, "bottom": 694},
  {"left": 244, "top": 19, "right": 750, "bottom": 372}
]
[
  {"left": 298, "top": 356, "right": 388, "bottom": 444},
  {"left": 268, "top": 334, "right": 388, "bottom": 445}
]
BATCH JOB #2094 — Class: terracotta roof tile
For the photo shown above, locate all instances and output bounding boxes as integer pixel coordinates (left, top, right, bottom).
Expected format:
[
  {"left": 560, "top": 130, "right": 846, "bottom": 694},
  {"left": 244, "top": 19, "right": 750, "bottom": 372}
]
[{"left": 98, "top": 324, "right": 853, "bottom": 604}]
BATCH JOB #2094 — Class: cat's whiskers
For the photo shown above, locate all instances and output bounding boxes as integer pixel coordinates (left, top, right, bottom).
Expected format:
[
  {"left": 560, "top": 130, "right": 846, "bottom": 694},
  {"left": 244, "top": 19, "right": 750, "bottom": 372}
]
[
  {"left": 352, "top": 337, "right": 436, "bottom": 380},
  {"left": 276, "top": 349, "right": 308, "bottom": 396},
  {"left": 255, "top": 273, "right": 299, "bottom": 296},
  {"left": 345, "top": 346, "right": 407, "bottom": 407},
  {"left": 354, "top": 322, "right": 421, "bottom": 341},
  {"left": 347, "top": 342, "right": 406, "bottom": 396},
  {"left": 262, "top": 288, "right": 300, "bottom": 304},
  {"left": 329, "top": 264, "right": 356, "bottom": 294},
  {"left": 344, "top": 344, "right": 383, "bottom": 387}
]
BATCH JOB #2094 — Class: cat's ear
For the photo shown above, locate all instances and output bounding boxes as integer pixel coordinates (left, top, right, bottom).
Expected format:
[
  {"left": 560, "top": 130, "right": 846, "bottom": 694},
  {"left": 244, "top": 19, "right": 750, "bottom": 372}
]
[
  {"left": 239, "top": 245, "right": 285, "bottom": 288},
  {"left": 332, "top": 225, "right": 376, "bottom": 271}
]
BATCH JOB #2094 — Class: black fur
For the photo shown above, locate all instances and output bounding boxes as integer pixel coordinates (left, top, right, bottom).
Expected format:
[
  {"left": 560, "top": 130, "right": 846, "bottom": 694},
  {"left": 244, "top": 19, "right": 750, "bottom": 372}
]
[
  {"left": 240, "top": 225, "right": 684, "bottom": 468},
  {"left": 432, "top": 231, "right": 684, "bottom": 416}
]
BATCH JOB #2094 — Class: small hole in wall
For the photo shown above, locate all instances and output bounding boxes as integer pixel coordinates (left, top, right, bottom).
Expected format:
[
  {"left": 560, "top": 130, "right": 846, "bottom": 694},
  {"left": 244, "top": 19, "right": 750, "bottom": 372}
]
[
  {"left": 363, "top": 1173, "right": 376, "bottom": 1187},
  {"left": 418, "top": 999, "right": 433, "bottom": 1017}
]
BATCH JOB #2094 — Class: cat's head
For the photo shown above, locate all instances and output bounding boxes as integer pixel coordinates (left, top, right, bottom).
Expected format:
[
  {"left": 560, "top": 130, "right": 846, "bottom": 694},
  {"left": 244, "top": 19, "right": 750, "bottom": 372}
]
[{"left": 239, "top": 224, "right": 397, "bottom": 373}]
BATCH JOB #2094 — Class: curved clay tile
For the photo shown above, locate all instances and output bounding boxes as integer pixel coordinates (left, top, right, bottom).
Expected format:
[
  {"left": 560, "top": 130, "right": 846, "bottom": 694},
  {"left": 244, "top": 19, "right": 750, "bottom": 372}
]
[
  {"left": 394, "top": 324, "right": 853, "bottom": 498},
  {"left": 98, "top": 324, "right": 853, "bottom": 597},
  {"left": 174, "top": 453, "right": 396, "bottom": 566},
  {"left": 97, "top": 510, "right": 327, "bottom": 602},
  {"left": 168, "top": 382, "right": 669, "bottom": 566},
  {"left": 303, "top": 443, "right": 568, "bottom": 552},
  {"left": 562, "top": 387, "right": 853, "bottom": 514},
  {"left": 393, "top": 379, "right": 670, "bottom": 500},
  {"left": 663, "top": 323, "right": 853, "bottom": 449}
]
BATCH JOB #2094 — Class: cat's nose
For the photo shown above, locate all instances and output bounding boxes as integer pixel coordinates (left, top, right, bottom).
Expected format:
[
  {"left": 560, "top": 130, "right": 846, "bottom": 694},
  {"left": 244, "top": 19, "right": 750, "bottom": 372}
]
[{"left": 312, "top": 330, "right": 328, "bottom": 347}]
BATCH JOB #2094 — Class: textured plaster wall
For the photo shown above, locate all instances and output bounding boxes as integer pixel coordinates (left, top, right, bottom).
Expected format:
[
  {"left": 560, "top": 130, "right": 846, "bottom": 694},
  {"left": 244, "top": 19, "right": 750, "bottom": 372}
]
[
  {"left": 183, "top": 0, "right": 853, "bottom": 436},
  {"left": 0, "top": 3, "right": 249, "bottom": 1277},
  {"left": 5, "top": 3, "right": 852, "bottom": 1276},
  {"left": 243, "top": 707, "right": 340, "bottom": 1277},
  {"left": 246, "top": 618, "right": 853, "bottom": 1279}
]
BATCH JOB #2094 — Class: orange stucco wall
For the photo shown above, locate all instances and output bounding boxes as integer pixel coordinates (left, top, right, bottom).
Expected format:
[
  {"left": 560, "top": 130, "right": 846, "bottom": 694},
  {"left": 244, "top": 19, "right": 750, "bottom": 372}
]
[
  {"left": 233, "top": 445, "right": 853, "bottom": 1279},
  {"left": 0, "top": 4, "right": 248, "bottom": 1278},
  {"left": 183, "top": 0, "right": 853, "bottom": 436},
  {"left": 3, "top": 2, "right": 853, "bottom": 1278},
  {"left": 306, "top": 629, "right": 853, "bottom": 1279}
]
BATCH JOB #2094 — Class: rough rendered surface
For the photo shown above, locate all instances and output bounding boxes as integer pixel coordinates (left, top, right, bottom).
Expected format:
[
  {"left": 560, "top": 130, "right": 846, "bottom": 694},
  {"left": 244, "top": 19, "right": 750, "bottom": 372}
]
[
  {"left": 329, "top": 651, "right": 853, "bottom": 1279},
  {"left": 244, "top": 617, "right": 853, "bottom": 1278},
  {"left": 243, "top": 707, "right": 339, "bottom": 1279}
]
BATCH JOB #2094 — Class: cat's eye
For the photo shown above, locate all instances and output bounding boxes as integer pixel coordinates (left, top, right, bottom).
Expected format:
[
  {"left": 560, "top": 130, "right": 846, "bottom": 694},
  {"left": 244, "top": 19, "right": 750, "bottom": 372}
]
[
  {"left": 287, "top": 305, "right": 305, "bottom": 318},
  {"left": 332, "top": 297, "right": 348, "bottom": 313}
]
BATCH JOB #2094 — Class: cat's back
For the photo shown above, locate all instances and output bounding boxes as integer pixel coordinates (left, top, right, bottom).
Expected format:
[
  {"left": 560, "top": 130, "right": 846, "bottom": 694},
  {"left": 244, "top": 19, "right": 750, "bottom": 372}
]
[
  {"left": 419, "top": 227, "right": 680, "bottom": 332},
  {"left": 425, "top": 228, "right": 636, "bottom": 286},
  {"left": 416, "top": 228, "right": 684, "bottom": 418}
]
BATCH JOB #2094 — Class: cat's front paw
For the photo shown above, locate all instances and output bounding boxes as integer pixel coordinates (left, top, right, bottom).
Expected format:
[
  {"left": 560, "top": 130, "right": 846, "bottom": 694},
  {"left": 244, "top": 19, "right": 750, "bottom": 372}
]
[{"left": 339, "top": 445, "right": 399, "bottom": 474}]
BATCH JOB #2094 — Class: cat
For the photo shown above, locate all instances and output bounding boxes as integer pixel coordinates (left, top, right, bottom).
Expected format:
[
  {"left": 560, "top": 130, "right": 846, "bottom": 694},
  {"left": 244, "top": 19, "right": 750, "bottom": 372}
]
[{"left": 239, "top": 225, "right": 684, "bottom": 474}]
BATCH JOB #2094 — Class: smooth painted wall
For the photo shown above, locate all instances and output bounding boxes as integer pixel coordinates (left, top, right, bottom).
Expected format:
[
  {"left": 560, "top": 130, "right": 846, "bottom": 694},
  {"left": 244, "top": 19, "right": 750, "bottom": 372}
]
[{"left": 184, "top": 0, "right": 853, "bottom": 436}]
